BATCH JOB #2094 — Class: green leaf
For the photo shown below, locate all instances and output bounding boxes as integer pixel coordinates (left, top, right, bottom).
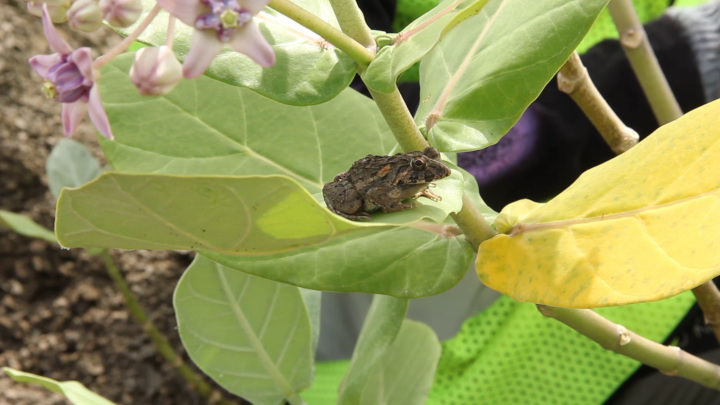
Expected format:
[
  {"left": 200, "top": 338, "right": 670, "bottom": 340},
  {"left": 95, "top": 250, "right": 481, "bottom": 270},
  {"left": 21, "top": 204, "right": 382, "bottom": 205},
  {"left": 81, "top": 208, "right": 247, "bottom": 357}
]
[
  {"left": 0, "top": 210, "right": 56, "bottom": 243},
  {"left": 477, "top": 99, "right": 720, "bottom": 308},
  {"left": 201, "top": 225, "right": 473, "bottom": 298},
  {"left": 299, "top": 288, "right": 322, "bottom": 353},
  {"left": 415, "top": 0, "right": 609, "bottom": 152},
  {"left": 363, "top": 0, "right": 491, "bottom": 93},
  {"left": 338, "top": 295, "right": 408, "bottom": 405},
  {"left": 56, "top": 172, "right": 361, "bottom": 253},
  {"left": 120, "top": 0, "right": 355, "bottom": 105},
  {"left": 359, "top": 320, "right": 441, "bottom": 405},
  {"left": 46, "top": 139, "right": 101, "bottom": 200},
  {"left": 174, "top": 255, "right": 313, "bottom": 405},
  {"left": 2, "top": 368, "right": 116, "bottom": 405},
  {"left": 98, "top": 54, "right": 396, "bottom": 194},
  {"left": 56, "top": 172, "right": 473, "bottom": 297}
]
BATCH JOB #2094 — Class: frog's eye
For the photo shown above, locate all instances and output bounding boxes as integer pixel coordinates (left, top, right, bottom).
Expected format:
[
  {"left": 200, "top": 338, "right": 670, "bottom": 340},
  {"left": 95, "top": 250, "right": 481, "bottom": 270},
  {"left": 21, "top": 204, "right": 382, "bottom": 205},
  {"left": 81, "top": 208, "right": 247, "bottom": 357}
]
[{"left": 412, "top": 157, "right": 427, "bottom": 170}]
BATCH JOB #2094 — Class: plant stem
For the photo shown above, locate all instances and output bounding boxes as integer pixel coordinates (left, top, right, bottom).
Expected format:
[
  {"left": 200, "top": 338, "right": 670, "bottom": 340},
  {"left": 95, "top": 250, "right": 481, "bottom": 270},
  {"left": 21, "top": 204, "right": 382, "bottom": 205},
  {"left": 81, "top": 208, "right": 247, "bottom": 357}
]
[
  {"left": 692, "top": 282, "right": 720, "bottom": 344},
  {"left": 537, "top": 305, "right": 720, "bottom": 389},
  {"left": 93, "top": 5, "right": 162, "bottom": 69},
  {"left": 329, "top": 0, "right": 375, "bottom": 49},
  {"left": 268, "top": 0, "right": 374, "bottom": 67},
  {"left": 99, "top": 251, "right": 239, "bottom": 405},
  {"left": 557, "top": 51, "right": 638, "bottom": 154},
  {"left": 367, "top": 87, "right": 429, "bottom": 152},
  {"left": 607, "top": 0, "right": 682, "bottom": 125},
  {"left": 368, "top": 87, "right": 497, "bottom": 246}
]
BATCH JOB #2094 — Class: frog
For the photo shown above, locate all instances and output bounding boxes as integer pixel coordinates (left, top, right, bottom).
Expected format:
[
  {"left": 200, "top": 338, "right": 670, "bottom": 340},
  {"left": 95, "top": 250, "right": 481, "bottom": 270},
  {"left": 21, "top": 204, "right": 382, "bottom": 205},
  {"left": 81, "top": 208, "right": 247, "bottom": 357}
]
[{"left": 322, "top": 146, "right": 451, "bottom": 221}]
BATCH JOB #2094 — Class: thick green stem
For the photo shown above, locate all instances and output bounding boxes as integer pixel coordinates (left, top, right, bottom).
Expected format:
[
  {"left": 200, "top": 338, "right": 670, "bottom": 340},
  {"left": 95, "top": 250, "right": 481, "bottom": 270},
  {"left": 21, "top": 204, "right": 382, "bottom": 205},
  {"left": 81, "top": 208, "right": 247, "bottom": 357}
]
[
  {"left": 268, "top": 0, "right": 374, "bottom": 67},
  {"left": 99, "top": 251, "right": 238, "bottom": 405},
  {"left": 368, "top": 87, "right": 497, "bottom": 247},
  {"left": 538, "top": 305, "right": 720, "bottom": 389},
  {"left": 329, "top": 0, "right": 375, "bottom": 49},
  {"left": 367, "top": 87, "right": 429, "bottom": 152},
  {"left": 607, "top": 0, "right": 682, "bottom": 125}
]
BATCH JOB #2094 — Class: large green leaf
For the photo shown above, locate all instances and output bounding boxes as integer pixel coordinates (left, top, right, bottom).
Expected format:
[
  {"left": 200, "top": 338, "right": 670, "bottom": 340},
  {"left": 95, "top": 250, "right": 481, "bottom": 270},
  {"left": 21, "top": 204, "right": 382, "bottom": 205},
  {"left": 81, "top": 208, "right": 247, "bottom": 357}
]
[
  {"left": 363, "top": 0, "right": 490, "bottom": 93},
  {"left": 477, "top": 99, "right": 720, "bottom": 308},
  {"left": 174, "top": 255, "right": 313, "bottom": 405},
  {"left": 55, "top": 172, "right": 359, "bottom": 253},
  {"left": 338, "top": 295, "right": 408, "bottom": 405},
  {"left": 415, "top": 0, "right": 609, "bottom": 152},
  {"left": 0, "top": 210, "right": 56, "bottom": 243},
  {"left": 202, "top": 225, "right": 473, "bottom": 298},
  {"left": 98, "top": 54, "right": 395, "bottom": 194},
  {"left": 3, "top": 368, "right": 116, "bottom": 405},
  {"left": 46, "top": 139, "right": 101, "bottom": 200},
  {"left": 118, "top": 0, "right": 355, "bottom": 105},
  {"left": 360, "top": 320, "right": 440, "bottom": 405},
  {"left": 56, "top": 172, "right": 473, "bottom": 297}
]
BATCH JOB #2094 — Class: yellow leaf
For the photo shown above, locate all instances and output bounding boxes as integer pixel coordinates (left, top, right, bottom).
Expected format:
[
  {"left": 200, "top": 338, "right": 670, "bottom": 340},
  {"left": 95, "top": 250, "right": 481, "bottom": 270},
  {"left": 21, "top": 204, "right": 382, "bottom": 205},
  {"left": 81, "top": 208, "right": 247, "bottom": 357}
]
[{"left": 476, "top": 99, "right": 720, "bottom": 308}]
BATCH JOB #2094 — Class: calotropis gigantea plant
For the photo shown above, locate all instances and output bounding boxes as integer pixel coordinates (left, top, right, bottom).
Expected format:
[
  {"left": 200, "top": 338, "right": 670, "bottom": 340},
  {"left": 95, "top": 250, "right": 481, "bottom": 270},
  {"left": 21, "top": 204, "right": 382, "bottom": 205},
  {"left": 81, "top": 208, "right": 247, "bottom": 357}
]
[{"left": 12, "top": 0, "right": 720, "bottom": 403}]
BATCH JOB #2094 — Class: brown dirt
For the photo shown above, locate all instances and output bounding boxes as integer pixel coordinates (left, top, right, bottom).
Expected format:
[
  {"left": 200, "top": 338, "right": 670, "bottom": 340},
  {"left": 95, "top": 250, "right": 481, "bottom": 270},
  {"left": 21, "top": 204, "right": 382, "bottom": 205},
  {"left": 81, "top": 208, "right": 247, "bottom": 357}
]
[{"left": 0, "top": 2, "right": 233, "bottom": 404}]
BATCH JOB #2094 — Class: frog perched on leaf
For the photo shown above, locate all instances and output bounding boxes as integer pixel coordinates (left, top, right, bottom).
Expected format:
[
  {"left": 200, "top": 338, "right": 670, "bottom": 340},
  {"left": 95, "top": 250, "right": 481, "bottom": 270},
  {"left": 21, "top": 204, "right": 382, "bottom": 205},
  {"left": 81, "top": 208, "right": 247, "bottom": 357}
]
[{"left": 322, "top": 146, "right": 451, "bottom": 221}]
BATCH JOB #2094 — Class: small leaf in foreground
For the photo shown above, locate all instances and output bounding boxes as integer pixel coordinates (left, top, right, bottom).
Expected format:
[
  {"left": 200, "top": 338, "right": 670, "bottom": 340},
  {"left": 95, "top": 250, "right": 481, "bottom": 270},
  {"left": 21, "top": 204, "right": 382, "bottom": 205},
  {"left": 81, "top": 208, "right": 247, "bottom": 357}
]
[
  {"left": 174, "top": 255, "right": 313, "bottom": 405},
  {"left": 359, "top": 320, "right": 441, "bottom": 405},
  {"left": 338, "top": 295, "right": 408, "bottom": 405},
  {"left": 46, "top": 138, "right": 101, "bottom": 200},
  {"left": 0, "top": 210, "right": 57, "bottom": 243},
  {"left": 3, "top": 367, "right": 116, "bottom": 405},
  {"left": 476, "top": 99, "right": 720, "bottom": 308}
]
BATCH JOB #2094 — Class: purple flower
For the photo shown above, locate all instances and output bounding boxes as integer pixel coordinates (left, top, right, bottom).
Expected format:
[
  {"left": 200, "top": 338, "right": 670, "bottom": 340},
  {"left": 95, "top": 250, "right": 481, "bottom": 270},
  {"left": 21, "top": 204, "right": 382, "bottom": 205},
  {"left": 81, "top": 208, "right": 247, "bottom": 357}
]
[
  {"left": 157, "top": 0, "right": 275, "bottom": 78},
  {"left": 28, "top": 5, "right": 113, "bottom": 139}
]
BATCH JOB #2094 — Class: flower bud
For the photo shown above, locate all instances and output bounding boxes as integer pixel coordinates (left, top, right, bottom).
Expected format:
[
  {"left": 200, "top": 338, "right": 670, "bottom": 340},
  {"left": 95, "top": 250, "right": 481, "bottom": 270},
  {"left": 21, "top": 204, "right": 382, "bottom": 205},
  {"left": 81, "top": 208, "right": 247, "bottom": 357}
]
[
  {"left": 66, "top": 0, "right": 103, "bottom": 32},
  {"left": 99, "top": 0, "right": 142, "bottom": 28},
  {"left": 26, "top": 0, "right": 72, "bottom": 23},
  {"left": 130, "top": 46, "right": 183, "bottom": 96}
]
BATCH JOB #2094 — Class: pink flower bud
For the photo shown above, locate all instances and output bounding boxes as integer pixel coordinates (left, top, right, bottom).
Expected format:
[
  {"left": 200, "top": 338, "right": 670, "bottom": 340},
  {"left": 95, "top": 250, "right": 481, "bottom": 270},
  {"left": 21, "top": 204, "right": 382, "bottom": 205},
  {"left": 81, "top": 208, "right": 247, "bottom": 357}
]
[
  {"left": 130, "top": 46, "right": 183, "bottom": 96},
  {"left": 99, "top": 0, "right": 142, "bottom": 28},
  {"left": 66, "top": 0, "right": 103, "bottom": 32},
  {"left": 26, "top": 0, "right": 72, "bottom": 23}
]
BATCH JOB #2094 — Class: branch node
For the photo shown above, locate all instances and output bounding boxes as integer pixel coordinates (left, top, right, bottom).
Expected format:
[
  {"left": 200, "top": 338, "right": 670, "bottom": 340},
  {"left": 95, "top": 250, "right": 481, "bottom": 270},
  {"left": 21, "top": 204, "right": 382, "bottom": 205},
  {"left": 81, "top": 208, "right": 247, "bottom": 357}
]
[
  {"left": 659, "top": 346, "right": 683, "bottom": 376},
  {"left": 619, "top": 29, "right": 643, "bottom": 49},
  {"left": 616, "top": 324, "right": 631, "bottom": 346}
]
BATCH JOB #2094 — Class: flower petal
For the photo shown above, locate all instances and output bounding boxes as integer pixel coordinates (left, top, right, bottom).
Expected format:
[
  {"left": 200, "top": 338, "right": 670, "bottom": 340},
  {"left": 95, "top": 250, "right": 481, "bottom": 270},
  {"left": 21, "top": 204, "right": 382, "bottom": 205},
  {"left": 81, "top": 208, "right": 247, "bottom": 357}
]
[
  {"left": 61, "top": 99, "right": 88, "bottom": 137},
  {"left": 29, "top": 53, "right": 63, "bottom": 78},
  {"left": 240, "top": 0, "right": 269, "bottom": 15},
  {"left": 41, "top": 4, "right": 73, "bottom": 54},
  {"left": 68, "top": 47, "right": 96, "bottom": 82},
  {"left": 182, "top": 30, "right": 224, "bottom": 78},
  {"left": 156, "top": 0, "right": 205, "bottom": 26},
  {"left": 87, "top": 85, "right": 114, "bottom": 139},
  {"left": 229, "top": 21, "right": 275, "bottom": 67}
]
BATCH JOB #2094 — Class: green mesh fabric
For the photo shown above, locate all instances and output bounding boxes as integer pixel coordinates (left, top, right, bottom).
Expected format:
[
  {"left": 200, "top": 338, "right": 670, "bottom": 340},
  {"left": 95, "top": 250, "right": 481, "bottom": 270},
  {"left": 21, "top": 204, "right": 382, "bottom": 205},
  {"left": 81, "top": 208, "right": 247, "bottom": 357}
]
[{"left": 303, "top": 292, "right": 695, "bottom": 404}]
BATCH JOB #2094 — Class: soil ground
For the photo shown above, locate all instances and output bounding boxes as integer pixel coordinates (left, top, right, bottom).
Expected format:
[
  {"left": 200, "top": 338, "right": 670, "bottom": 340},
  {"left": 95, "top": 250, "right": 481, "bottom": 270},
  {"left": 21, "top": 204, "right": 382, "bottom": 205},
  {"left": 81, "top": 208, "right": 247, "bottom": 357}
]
[{"left": 0, "top": 2, "right": 235, "bottom": 404}]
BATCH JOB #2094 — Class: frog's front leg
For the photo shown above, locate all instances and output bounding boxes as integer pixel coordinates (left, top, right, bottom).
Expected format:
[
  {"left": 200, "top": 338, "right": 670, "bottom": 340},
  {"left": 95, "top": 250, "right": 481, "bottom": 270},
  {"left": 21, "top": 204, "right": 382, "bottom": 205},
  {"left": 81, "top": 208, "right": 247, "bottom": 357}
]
[{"left": 417, "top": 185, "right": 442, "bottom": 202}]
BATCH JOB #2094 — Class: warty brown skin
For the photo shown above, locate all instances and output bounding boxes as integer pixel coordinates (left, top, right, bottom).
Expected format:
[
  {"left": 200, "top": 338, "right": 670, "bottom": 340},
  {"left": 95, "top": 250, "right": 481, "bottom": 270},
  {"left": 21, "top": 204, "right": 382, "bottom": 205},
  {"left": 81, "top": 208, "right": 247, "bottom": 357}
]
[{"left": 322, "top": 146, "right": 451, "bottom": 221}]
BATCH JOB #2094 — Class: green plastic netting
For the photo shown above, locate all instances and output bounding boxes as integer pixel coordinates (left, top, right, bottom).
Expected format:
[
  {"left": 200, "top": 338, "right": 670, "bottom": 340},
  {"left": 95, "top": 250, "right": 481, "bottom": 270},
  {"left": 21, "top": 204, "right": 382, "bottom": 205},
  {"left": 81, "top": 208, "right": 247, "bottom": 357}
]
[{"left": 303, "top": 292, "right": 695, "bottom": 404}]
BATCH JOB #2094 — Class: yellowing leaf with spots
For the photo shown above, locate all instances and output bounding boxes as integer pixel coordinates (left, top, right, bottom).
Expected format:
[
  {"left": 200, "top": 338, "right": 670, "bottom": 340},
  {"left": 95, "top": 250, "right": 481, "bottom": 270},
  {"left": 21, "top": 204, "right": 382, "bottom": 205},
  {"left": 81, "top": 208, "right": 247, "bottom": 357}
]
[{"left": 476, "top": 99, "right": 720, "bottom": 308}]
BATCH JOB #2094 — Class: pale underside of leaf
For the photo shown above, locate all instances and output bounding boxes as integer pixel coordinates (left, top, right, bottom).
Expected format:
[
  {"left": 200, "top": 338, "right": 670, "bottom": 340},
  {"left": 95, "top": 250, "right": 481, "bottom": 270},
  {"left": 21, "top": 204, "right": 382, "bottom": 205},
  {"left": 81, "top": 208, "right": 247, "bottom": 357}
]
[
  {"left": 174, "top": 256, "right": 313, "bottom": 405},
  {"left": 477, "top": 99, "right": 720, "bottom": 308}
]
